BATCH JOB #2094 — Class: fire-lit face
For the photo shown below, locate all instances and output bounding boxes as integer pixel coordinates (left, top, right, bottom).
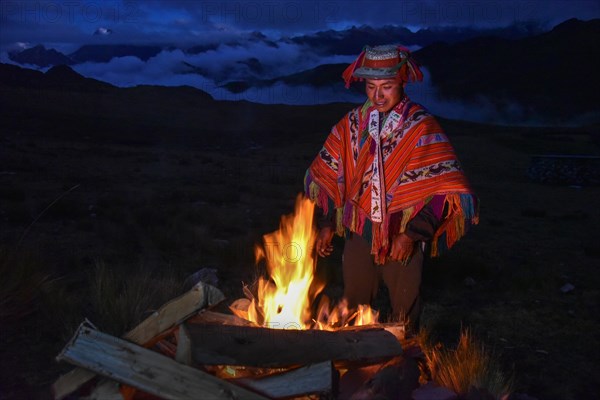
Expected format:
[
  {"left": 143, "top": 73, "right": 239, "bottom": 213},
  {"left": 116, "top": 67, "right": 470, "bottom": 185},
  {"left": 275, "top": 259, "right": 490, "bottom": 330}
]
[{"left": 365, "top": 78, "right": 404, "bottom": 113}]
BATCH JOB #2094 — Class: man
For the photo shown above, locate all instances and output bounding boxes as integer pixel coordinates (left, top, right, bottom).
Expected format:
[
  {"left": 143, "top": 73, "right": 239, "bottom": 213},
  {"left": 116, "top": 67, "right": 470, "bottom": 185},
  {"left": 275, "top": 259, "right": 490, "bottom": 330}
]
[{"left": 304, "top": 45, "right": 479, "bottom": 331}]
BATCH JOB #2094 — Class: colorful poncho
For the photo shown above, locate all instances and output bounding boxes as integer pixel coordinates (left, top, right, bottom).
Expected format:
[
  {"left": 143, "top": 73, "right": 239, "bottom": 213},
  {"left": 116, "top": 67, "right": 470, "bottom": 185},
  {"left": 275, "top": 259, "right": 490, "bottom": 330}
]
[{"left": 305, "top": 96, "right": 479, "bottom": 264}]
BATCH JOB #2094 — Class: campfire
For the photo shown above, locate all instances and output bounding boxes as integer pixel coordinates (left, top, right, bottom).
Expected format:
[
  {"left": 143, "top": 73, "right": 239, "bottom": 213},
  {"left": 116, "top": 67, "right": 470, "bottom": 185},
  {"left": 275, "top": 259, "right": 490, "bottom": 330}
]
[
  {"left": 231, "top": 194, "right": 378, "bottom": 331},
  {"left": 53, "top": 195, "right": 515, "bottom": 399},
  {"left": 54, "top": 196, "right": 461, "bottom": 400}
]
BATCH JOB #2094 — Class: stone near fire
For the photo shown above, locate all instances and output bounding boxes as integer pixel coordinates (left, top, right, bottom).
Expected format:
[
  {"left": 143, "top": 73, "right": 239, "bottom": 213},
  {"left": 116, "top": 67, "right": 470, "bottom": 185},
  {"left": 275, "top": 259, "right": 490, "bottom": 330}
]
[
  {"left": 465, "top": 386, "right": 497, "bottom": 400},
  {"left": 411, "top": 382, "right": 458, "bottom": 400},
  {"left": 344, "top": 356, "right": 420, "bottom": 400}
]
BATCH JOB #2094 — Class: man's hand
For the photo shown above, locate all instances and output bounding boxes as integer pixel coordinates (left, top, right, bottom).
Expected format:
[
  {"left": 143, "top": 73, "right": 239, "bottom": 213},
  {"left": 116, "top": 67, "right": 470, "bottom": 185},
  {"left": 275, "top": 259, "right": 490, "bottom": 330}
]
[
  {"left": 316, "top": 227, "right": 334, "bottom": 257},
  {"left": 390, "top": 232, "right": 415, "bottom": 264}
]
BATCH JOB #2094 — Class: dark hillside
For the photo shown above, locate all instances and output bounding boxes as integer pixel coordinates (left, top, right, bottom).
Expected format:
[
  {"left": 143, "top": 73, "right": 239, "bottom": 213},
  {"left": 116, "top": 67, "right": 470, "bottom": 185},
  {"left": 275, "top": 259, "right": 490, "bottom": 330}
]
[
  {"left": 0, "top": 63, "right": 114, "bottom": 92},
  {"left": 0, "top": 63, "right": 356, "bottom": 149},
  {"left": 0, "top": 61, "right": 599, "bottom": 400},
  {"left": 414, "top": 18, "right": 600, "bottom": 122}
]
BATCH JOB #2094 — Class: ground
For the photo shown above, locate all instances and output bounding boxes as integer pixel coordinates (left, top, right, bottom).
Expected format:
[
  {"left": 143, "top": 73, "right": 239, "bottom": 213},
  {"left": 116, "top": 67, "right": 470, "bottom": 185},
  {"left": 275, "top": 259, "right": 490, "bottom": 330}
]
[{"left": 1, "top": 101, "right": 599, "bottom": 399}]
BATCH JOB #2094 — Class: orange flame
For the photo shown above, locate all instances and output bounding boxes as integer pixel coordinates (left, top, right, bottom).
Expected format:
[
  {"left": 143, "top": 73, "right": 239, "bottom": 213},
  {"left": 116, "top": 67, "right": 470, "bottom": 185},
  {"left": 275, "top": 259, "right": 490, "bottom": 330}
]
[
  {"left": 355, "top": 304, "right": 380, "bottom": 326},
  {"left": 234, "top": 194, "right": 378, "bottom": 330},
  {"left": 247, "top": 195, "right": 321, "bottom": 329}
]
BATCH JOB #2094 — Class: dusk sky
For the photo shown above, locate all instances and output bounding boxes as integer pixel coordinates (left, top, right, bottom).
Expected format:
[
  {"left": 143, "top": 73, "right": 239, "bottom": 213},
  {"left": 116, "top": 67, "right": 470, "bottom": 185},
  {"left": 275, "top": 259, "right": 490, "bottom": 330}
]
[
  {"left": 1, "top": 0, "right": 599, "bottom": 52},
  {"left": 1, "top": 1, "right": 598, "bottom": 124}
]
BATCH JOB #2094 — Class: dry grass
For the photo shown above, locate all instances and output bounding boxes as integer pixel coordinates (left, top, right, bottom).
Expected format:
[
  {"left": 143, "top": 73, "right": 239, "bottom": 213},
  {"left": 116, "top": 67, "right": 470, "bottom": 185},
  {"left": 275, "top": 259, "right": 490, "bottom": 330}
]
[
  {"left": 88, "top": 260, "right": 184, "bottom": 336},
  {"left": 0, "top": 247, "right": 52, "bottom": 322},
  {"left": 420, "top": 328, "right": 514, "bottom": 399}
]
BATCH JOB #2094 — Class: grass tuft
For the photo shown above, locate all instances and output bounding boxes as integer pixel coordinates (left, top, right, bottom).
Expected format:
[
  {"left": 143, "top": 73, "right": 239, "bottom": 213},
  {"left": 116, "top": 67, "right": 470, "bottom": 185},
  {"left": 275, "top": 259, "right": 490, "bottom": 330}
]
[
  {"left": 88, "top": 260, "right": 183, "bottom": 336},
  {"left": 420, "top": 327, "right": 514, "bottom": 399},
  {"left": 0, "top": 247, "right": 51, "bottom": 322}
]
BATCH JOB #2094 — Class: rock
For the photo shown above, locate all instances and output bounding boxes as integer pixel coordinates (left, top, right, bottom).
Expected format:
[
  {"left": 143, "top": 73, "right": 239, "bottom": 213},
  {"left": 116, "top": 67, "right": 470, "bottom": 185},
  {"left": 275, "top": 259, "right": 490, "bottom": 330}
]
[
  {"left": 411, "top": 382, "right": 458, "bottom": 400},
  {"left": 520, "top": 208, "right": 547, "bottom": 218},
  {"left": 508, "top": 393, "right": 540, "bottom": 400},
  {"left": 560, "top": 283, "right": 575, "bottom": 294},
  {"left": 341, "top": 357, "right": 420, "bottom": 400},
  {"left": 463, "top": 277, "right": 477, "bottom": 287},
  {"left": 339, "top": 364, "right": 380, "bottom": 400},
  {"left": 212, "top": 238, "right": 230, "bottom": 249},
  {"left": 183, "top": 267, "right": 219, "bottom": 290},
  {"left": 583, "top": 244, "right": 600, "bottom": 258},
  {"left": 466, "top": 386, "right": 496, "bottom": 400}
]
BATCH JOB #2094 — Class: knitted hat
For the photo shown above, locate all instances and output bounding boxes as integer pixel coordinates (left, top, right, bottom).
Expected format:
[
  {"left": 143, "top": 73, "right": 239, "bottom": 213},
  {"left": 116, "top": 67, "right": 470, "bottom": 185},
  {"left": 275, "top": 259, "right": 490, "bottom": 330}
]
[{"left": 342, "top": 44, "right": 423, "bottom": 88}]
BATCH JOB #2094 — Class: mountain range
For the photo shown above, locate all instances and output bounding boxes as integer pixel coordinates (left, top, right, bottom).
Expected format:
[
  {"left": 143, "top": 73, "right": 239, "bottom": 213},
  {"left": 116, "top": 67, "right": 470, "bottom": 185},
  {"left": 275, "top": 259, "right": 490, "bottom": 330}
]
[
  {"left": 7, "top": 21, "right": 548, "bottom": 68},
  {"left": 286, "top": 20, "right": 547, "bottom": 56},
  {"left": 226, "top": 18, "right": 600, "bottom": 124},
  {"left": 8, "top": 44, "right": 164, "bottom": 68},
  {"left": 3, "top": 18, "right": 599, "bottom": 125}
]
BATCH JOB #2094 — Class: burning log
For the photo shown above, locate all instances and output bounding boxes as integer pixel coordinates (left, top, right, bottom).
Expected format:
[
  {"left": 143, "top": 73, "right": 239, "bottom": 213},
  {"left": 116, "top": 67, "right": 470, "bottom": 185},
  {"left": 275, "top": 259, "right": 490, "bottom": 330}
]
[
  {"left": 183, "top": 322, "right": 403, "bottom": 368},
  {"left": 56, "top": 323, "right": 268, "bottom": 400},
  {"left": 189, "top": 309, "right": 256, "bottom": 326},
  {"left": 340, "top": 322, "right": 406, "bottom": 342}
]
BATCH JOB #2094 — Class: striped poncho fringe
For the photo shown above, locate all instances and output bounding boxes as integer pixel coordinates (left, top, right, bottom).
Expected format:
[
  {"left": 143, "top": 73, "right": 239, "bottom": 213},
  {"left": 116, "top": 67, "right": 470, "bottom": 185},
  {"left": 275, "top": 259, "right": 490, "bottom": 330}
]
[{"left": 305, "top": 98, "right": 479, "bottom": 264}]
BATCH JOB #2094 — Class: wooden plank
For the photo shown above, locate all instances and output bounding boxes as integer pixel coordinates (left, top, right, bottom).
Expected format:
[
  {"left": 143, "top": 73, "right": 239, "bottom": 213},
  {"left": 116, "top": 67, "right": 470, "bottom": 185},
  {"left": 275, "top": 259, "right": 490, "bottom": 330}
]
[
  {"left": 56, "top": 324, "right": 268, "bottom": 400},
  {"left": 340, "top": 322, "right": 406, "bottom": 342},
  {"left": 81, "top": 379, "right": 122, "bottom": 400},
  {"left": 175, "top": 325, "right": 192, "bottom": 366},
  {"left": 125, "top": 282, "right": 225, "bottom": 344},
  {"left": 234, "top": 361, "right": 335, "bottom": 399},
  {"left": 185, "top": 323, "right": 402, "bottom": 368},
  {"left": 52, "top": 282, "right": 225, "bottom": 400}
]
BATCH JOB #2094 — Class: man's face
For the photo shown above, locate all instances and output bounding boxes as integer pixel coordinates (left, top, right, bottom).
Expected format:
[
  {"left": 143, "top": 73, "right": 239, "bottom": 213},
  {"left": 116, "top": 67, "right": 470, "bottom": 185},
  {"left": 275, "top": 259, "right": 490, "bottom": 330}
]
[{"left": 365, "top": 78, "right": 404, "bottom": 113}]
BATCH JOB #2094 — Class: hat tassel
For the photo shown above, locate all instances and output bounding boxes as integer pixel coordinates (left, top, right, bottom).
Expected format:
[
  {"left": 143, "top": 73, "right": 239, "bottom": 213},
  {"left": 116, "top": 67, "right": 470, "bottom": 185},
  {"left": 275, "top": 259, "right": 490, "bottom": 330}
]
[
  {"left": 397, "top": 45, "right": 423, "bottom": 82},
  {"left": 342, "top": 49, "right": 365, "bottom": 88}
]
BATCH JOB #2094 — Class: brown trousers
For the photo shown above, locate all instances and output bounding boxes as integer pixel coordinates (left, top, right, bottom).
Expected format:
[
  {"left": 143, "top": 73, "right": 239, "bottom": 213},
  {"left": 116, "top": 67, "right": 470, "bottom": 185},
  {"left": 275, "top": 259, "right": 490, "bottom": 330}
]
[{"left": 342, "top": 233, "right": 423, "bottom": 329}]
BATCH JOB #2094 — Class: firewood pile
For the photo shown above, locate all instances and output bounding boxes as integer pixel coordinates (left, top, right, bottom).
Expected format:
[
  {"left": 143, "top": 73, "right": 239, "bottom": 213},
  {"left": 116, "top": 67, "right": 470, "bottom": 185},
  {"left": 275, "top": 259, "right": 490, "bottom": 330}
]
[{"left": 52, "top": 282, "right": 426, "bottom": 400}]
